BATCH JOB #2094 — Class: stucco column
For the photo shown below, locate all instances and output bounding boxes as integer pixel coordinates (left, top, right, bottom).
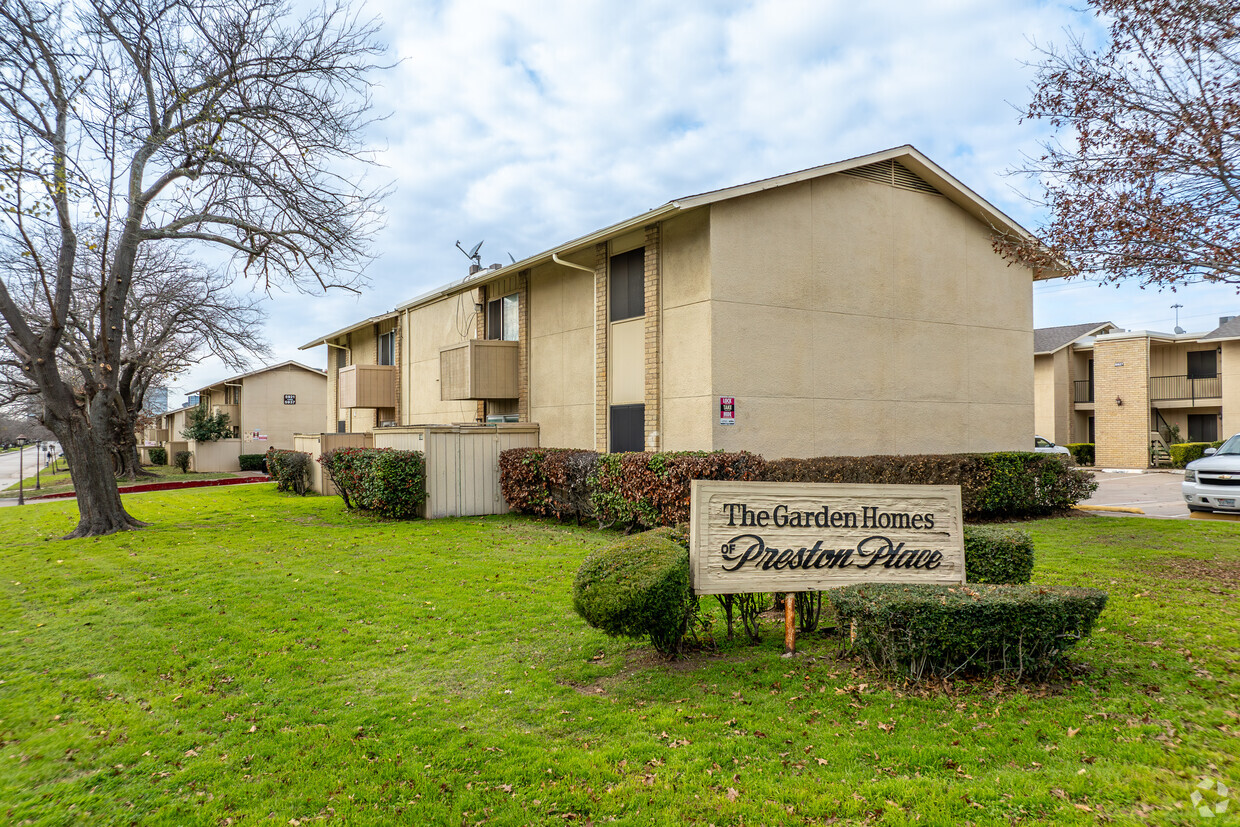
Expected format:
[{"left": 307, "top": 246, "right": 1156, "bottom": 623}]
[{"left": 518, "top": 270, "right": 530, "bottom": 423}]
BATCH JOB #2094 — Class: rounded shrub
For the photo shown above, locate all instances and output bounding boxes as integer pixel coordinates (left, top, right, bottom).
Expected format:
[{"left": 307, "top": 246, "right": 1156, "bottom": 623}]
[
  {"left": 964, "top": 525, "right": 1034, "bottom": 584},
  {"left": 148, "top": 446, "right": 167, "bottom": 466},
  {"left": 572, "top": 527, "right": 693, "bottom": 655},
  {"left": 830, "top": 583, "right": 1107, "bottom": 680},
  {"left": 173, "top": 450, "right": 193, "bottom": 473}
]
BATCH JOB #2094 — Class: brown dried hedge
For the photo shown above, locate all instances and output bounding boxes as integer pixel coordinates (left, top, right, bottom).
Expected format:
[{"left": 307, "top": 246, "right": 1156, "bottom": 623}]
[{"left": 589, "top": 451, "right": 767, "bottom": 530}]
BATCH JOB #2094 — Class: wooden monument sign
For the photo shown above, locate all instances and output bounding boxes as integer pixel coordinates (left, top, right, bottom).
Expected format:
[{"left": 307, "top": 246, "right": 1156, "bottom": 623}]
[{"left": 688, "top": 481, "right": 966, "bottom": 595}]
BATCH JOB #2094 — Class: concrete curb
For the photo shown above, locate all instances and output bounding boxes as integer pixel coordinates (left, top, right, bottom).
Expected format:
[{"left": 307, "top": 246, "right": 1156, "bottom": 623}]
[
  {"left": 1074, "top": 504, "right": 1146, "bottom": 515},
  {"left": 12, "top": 474, "right": 271, "bottom": 502}
]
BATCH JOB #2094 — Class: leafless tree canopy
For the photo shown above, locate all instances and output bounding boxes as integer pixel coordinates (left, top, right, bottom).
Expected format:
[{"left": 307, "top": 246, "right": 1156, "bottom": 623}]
[
  {"left": 0, "top": 0, "right": 386, "bottom": 536},
  {"left": 1012, "top": 0, "right": 1240, "bottom": 288}
]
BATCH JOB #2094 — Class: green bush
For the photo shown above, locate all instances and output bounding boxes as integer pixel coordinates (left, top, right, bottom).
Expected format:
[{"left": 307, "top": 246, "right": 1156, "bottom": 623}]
[
  {"left": 173, "top": 450, "right": 192, "bottom": 473},
  {"left": 964, "top": 525, "right": 1034, "bottom": 584},
  {"left": 830, "top": 583, "right": 1107, "bottom": 680},
  {"left": 320, "top": 448, "right": 426, "bottom": 519},
  {"left": 265, "top": 448, "right": 311, "bottom": 495},
  {"left": 1064, "top": 443, "right": 1094, "bottom": 466},
  {"left": 148, "top": 446, "right": 167, "bottom": 466},
  {"left": 572, "top": 527, "right": 693, "bottom": 655},
  {"left": 1169, "top": 442, "right": 1215, "bottom": 468},
  {"left": 238, "top": 453, "right": 267, "bottom": 473},
  {"left": 181, "top": 405, "right": 231, "bottom": 441},
  {"left": 764, "top": 452, "right": 1096, "bottom": 520}
]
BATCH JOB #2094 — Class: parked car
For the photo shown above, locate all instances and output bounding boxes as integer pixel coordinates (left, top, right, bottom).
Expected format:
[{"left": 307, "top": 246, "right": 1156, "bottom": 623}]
[
  {"left": 1034, "top": 436, "right": 1071, "bottom": 456},
  {"left": 1182, "top": 434, "right": 1240, "bottom": 514}
]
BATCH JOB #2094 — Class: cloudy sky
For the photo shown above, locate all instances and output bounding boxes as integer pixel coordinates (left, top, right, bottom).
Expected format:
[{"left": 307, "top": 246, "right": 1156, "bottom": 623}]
[{"left": 171, "top": 0, "right": 1239, "bottom": 403}]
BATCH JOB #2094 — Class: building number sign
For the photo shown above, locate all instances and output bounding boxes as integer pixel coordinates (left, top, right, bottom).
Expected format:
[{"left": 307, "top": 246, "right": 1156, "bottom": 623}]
[{"left": 283, "top": 394, "right": 297, "bottom": 405}]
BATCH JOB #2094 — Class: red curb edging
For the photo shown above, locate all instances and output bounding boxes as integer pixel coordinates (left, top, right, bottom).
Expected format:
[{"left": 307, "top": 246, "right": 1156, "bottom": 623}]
[{"left": 26, "top": 474, "right": 272, "bottom": 501}]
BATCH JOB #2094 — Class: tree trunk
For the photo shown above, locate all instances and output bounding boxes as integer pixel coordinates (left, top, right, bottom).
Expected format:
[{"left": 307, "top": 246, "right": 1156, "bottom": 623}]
[{"left": 46, "top": 402, "right": 147, "bottom": 538}]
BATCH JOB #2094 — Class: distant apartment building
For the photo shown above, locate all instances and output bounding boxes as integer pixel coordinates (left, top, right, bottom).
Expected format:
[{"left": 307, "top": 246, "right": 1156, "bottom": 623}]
[
  {"left": 146, "top": 361, "right": 327, "bottom": 470},
  {"left": 1034, "top": 316, "right": 1239, "bottom": 467},
  {"left": 304, "top": 146, "right": 1058, "bottom": 458}
]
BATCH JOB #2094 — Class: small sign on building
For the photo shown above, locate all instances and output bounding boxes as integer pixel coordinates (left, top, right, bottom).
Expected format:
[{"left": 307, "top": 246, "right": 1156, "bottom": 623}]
[
  {"left": 689, "top": 481, "right": 965, "bottom": 595},
  {"left": 719, "top": 396, "right": 735, "bottom": 425},
  {"left": 283, "top": 394, "right": 297, "bottom": 405}
]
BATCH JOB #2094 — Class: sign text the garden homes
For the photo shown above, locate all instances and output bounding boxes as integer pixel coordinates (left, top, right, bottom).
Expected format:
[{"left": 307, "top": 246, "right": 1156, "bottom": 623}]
[{"left": 688, "top": 481, "right": 965, "bottom": 594}]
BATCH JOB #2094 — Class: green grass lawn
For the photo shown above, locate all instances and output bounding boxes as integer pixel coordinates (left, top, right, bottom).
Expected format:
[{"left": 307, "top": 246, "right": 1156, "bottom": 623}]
[
  {"left": 2, "top": 465, "right": 235, "bottom": 498},
  {"left": 0, "top": 489, "right": 1236, "bottom": 825}
]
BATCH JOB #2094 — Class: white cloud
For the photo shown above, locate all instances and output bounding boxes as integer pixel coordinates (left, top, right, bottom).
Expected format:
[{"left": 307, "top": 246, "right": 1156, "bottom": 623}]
[{"left": 170, "top": 0, "right": 1237, "bottom": 394}]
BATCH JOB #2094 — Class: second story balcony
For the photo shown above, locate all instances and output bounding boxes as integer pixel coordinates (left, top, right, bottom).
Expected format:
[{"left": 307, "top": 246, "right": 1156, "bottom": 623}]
[
  {"left": 1073, "top": 380, "right": 1094, "bottom": 404},
  {"left": 1149, "top": 374, "right": 1222, "bottom": 404},
  {"left": 338, "top": 364, "right": 396, "bottom": 408}
]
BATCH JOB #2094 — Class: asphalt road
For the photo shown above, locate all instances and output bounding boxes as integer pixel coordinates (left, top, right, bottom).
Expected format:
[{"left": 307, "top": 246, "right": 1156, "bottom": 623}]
[{"left": 1083, "top": 468, "right": 1240, "bottom": 521}]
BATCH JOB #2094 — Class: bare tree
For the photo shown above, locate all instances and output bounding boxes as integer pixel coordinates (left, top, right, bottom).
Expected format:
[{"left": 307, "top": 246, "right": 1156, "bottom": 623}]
[
  {"left": 1007, "top": 0, "right": 1240, "bottom": 287},
  {"left": 1, "top": 237, "right": 271, "bottom": 479},
  {"left": 0, "top": 0, "right": 385, "bottom": 536}
]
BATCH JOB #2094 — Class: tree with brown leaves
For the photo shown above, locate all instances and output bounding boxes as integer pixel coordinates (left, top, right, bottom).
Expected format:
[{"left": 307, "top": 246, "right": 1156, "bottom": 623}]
[{"left": 1011, "top": 0, "right": 1240, "bottom": 288}]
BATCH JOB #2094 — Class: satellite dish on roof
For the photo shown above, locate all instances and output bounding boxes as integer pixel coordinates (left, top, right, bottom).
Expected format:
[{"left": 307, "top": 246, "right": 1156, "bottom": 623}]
[{"left": 1174, "top": 325, "right": 1185, "bottom": 334}]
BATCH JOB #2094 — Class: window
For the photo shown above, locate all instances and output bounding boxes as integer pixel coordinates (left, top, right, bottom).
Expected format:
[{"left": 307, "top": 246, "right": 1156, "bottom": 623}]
[
  {"left": 1188, "top": 414, "right": 1218, "bottom": 443},
  {"left": 337, "top": 419, "right": 347, "bottom": 434},
  {"left": 227, "top": 386, "right": 241, "bottom": 405},
  {"left": 335, "top": 347, "right": 348, "bottom": 370},
  {"left": 609, "top": 248, "right": 644, "bottom": 322},
  {"left": 486, "top": 293, "right": 519, "bottom": 341},
  {"left": 1187, "top": 350, "right": 1217, "bottom": 379},
  {"left": 610, "top": 404, "right": 645, "bottom": 452},
  {"left": 378, "top": 330, "right": 395, "bottom": 366}
]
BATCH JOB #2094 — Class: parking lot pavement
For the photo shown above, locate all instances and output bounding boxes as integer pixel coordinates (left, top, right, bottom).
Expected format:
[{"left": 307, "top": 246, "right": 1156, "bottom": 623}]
[{"left": 1083, "top": 469, "right": 1240, "bottom": 521}]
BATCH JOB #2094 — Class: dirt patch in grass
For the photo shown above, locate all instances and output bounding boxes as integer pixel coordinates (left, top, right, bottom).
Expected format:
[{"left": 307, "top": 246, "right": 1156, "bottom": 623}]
[{"left": 1143, "top": 557, "right": 1240, "bottom": 588}]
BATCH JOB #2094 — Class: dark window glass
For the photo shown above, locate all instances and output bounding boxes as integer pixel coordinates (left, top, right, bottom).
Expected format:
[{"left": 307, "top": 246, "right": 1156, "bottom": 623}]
[
  {"left": 1187, "top": 350, "right": 1217, "bottom": 379},
  {"left": 337, "top": 420, "right": 347, "bottom": 434},
  {"left": 1188, "top": 414, "right": 1218, "bottom": 442},
  {"left": 609, "top": 404, "right": 645, "bottom": 452},
  {"left": 609, "top": 248, "right": 645, "bottom": 322},
  {"left": 336, "top": 347, "right": 348, "bottom": 370},
  {"left": 486, "top": 293, "right": 519, "bottom": 341},
  {"left": 378, "top": 331, "right": 395, "bottom": 365}
]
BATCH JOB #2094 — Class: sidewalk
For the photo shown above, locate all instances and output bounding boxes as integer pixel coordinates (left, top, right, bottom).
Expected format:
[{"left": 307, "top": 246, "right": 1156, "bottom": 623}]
[{"left": 0, "top": 472, "right": 271, "bottom": 506}]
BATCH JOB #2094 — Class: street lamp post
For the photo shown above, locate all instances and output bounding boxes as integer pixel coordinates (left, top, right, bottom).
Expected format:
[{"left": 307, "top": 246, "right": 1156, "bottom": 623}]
[
  {"left": 17, "top": 441, "right": 24, "bottom": 506},
  {"left": 34, "top": 440, "right": 41, "bottom": 490}
]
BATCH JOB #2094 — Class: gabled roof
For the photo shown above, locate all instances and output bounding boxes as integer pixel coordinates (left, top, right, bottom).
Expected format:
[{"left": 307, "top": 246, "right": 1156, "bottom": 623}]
[
  {"left": 191, "top": 360, "right": 325, "bottom": 394},
  {"left": 397, "top": 144, "right": 1060, "bottom": 314},
  {"left": 298, "top": 311, "right": 399, "bottom": 351},
  {"left": 1200, "top": 315, "right": 1240, "bottom": 342},
  {"left": 1034, "top": 322, "right": 1117, "bottom": 355}
]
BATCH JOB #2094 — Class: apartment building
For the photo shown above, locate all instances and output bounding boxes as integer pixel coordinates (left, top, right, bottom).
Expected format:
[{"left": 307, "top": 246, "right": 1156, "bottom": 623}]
[
  {"left": 303, "top": 145, "right": 1056, "bottom": 459},
  {"left": 1034, "top": 316, "right": 1239, "bottom": 467}
]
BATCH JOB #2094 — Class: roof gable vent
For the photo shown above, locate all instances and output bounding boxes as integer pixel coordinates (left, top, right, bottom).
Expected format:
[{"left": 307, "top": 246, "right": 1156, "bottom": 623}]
[{"left": 841, "top": 159, "right": 941, "bottom": 196}]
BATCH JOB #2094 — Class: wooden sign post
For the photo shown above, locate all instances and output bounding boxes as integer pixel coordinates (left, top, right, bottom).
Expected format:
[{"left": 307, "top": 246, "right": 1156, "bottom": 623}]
[{"left": 689, "top": 481, "right": 966, "bottom": 654}]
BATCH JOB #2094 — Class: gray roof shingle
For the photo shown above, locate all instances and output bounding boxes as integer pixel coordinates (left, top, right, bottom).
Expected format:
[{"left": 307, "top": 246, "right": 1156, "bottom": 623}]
[{"left": 1034, "top": 322, "right": 1115, "bottom": 355}]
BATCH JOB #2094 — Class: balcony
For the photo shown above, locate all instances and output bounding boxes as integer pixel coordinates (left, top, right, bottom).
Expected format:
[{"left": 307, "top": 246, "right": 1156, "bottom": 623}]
[
  {"left": 144, "top": 428, "right": 168, "bottom": 443},
  {"left": 1149, "top": 374, "right": 1222, "bottom": 404},
  {"left": 440, "top": 340, "right": 518, "bottom": 400},
  {"left": 1073, "top": 380, "right": 1094, "bottom": 404},
  {"left": 211, "top": 404, "right": 239, "bottom": 423},
  {"left": 338, "top": 364, "right": 396, "bottom": 408}
]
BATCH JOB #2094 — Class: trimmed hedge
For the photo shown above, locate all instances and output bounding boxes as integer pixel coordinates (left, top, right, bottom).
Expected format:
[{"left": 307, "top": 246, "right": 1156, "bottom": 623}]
[
  {"left": 964, "top": 525, "right": 1034, "bottom": 584},
  {"left": 1170, "top": 442, "right": 1215, "bottom": 468},
  {"left": 320, "top": 447, "right": 426, "bottom": 519},
  {"left": 1064, "top": 443, "right": 1094, "bottom": 466},
  {"left": 265, "top": 448, "right": 311, "bottom": 495},
  {"left": 238, "top": 453, "right": 267, "bottom": 473},
  {"left": 764, "top": 452, "right": 1096, "bottom": 520},
  {"left": 830, "top": 583, "right": 1107, "bottom": 679},
  {"left": 591, "top": 451, "right": 767, "bottom": 530},
  {"left": 498, "top": 448, "right": 599, "bottom": 522},
  {"left": 572, "top": 526, "right": 693, "bottom": 655},
  {"left": 148, "top": 446, "right": 167, "bottom": 466}
]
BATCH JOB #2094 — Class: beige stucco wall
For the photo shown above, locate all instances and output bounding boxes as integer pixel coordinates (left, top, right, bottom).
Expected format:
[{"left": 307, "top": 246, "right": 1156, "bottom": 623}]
[
  {"left": 401, "top": 295, "right": 478, "bottom": 425},
  {"left": 1033, "top": 352, "right": 1070, "bottom": 444},
  {"left": 238, "top": 366, "right": 327, "bottom": 451},
  {"left": 1222, "top": 341, "right": 1240, "bottom": 438},
  {"left": 704, "top": 172, "right": 1033, "bottom": 459},
  {"left": 660, "top": 209, "right": 714, "bottom": 451},
  {"left": 525, "top": 258, "right": 594, "bottom": 447}
]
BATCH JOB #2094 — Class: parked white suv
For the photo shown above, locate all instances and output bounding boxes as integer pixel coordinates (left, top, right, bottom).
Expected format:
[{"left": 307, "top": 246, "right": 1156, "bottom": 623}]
[
  {"left": 1034, "top": 436, "right": 1071, "bottom": 456},
  {"left": 1182, "top": 434, "right": 1240, "bottom": 514}
]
